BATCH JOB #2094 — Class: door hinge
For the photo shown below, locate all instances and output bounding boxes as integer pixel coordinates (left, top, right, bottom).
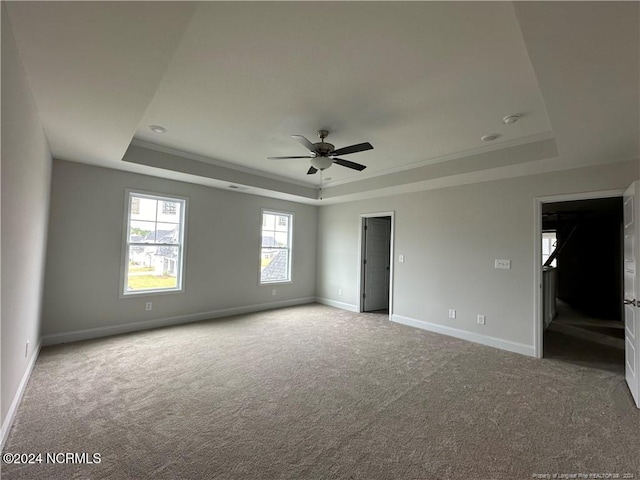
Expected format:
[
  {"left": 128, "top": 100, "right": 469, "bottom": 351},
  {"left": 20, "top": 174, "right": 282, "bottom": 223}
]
[
  {"left": 364, "top": 225, "right": 368, "bottom": 231},
  {"left": 362, "top": 293, "right": 366, "bottom": 299},
  {"left": 363, "top": 259, "right": 367, "bottom": 265}
]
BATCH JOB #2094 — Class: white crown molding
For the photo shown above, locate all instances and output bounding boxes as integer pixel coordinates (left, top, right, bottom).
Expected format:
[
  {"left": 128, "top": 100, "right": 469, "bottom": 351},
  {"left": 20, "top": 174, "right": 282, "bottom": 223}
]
[
  {"left": 130, "top": 139, "right": 317, "bottom": 189},
  {"left": 131, "top": 133, "right": 555, "bottom": 192},
  {"left": 324, "top": 131, "right": 556, "bottom": 188},
  {"left": 314, "top": 154, "right": 570, "bottom": 205}
]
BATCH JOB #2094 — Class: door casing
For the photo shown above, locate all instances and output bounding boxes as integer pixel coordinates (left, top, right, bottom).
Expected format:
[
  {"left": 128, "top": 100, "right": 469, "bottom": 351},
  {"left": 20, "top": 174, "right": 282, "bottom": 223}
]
[
  {"left": 358, "top": 212, "right": 395, "bottom": 317},
  {"left": 533, "top": 189, "right": 625, "bottom": 359}
]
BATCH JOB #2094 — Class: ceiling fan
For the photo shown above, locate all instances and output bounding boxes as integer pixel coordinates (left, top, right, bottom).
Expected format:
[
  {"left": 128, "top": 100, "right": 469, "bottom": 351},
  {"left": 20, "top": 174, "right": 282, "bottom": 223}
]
[{"left": 268, "top": 130, "right": 373, "bottom": 175}]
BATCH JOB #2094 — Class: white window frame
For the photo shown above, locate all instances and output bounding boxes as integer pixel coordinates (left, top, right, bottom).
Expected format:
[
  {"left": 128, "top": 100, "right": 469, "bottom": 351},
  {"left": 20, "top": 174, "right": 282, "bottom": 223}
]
[
  {"left": 542, "top": 230, "right": 558, "bottom": 268},
  {"left": 121, "top": 189, "right": 188, "bottom": 297},
  {"left": 259, "top": 209, "right": 293, "bottom": 285}
]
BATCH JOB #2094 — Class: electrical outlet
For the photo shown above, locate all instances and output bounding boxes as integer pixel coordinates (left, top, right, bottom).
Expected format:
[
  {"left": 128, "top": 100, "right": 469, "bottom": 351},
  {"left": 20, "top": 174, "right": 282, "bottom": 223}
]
[
  {"left": 272, "top": 289, "right": 277, "bottom": 296},
  {"left": 25, "top": 341, "right": 29, "bottom": 358},
  {"left": 448, "top": 309, "right": 456, "bottom": 319},
  {"left": 145, "top": 302, "right": 152, "bottom": 311},
  {"left": 338, "top": 288, "right": 343, "bottom": 296},
  {"left": 399, "top": 255, "right": 405, "bottom": 263},
  {"left": 477, "top": 315, "right": 486, "bottom": 325}
]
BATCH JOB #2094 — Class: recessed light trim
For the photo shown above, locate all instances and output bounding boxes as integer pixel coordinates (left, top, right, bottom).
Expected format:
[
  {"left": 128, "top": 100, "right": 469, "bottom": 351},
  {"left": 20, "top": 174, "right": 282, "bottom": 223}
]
[
  {"left": 149, "top": 125, "right": 167, "bottom": 134},
  {"left": 481, "top": 133, "right": 500, "bottom": 142}
]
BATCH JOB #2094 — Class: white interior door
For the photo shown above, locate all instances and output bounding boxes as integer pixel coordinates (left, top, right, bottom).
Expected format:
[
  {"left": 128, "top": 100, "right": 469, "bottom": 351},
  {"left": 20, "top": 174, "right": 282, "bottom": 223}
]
[
  {"left": 623, "top": 182, "right": 640, "bottom": 407},
  {"left": 363, "top": 217, "right": 391, "bottom": 312}
]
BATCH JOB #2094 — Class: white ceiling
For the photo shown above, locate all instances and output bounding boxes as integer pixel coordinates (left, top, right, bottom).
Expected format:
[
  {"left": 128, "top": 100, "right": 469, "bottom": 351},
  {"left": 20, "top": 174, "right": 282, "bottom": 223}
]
[{"left": 5, "top": 1, "right": 639, "bottom": 204}]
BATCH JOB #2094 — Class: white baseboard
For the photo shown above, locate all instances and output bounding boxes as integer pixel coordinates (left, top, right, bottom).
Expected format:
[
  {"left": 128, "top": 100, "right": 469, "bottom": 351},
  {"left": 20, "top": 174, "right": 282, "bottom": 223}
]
[
  {"left": 315, "top": 297, "right": 359, "bottom": 312},
  {"left": 391, "top": 314, "right": 535, "bottom": 357},
  {"left": 42, "top": 297, "right": 316, "bottom": 346},
  {"left": 1, "top": 340, "right": 41, "bottom": 450}
]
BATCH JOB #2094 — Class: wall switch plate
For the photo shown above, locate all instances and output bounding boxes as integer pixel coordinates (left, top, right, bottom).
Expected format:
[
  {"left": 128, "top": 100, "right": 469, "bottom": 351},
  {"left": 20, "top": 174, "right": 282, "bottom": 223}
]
[
  {"left": 25, "top": 341, "right": 29, "bottom": 357},
  {"left": 399, "top": 255, "right": 405, "bottom": 263},
  {"left": 494, "top": 259, "right": 511, "bottom": 269},
  {"left": 338, "top": 288, "right": 343, "bottom": 296},
  {"left": 448, "top": 309, "right": 456, "bottom": 319},
  {"left": 145, "top": 302, "right": 152, "bottom": 311},
  {"left": 272, "top": 289, "right": 277, "bottom": 296},
  {"left": 477, "top": 315, "right": 486, "bottom": 325}
]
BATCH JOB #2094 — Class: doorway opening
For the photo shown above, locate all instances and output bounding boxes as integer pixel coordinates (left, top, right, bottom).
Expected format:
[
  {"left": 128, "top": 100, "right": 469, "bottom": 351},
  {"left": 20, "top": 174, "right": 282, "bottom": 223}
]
[
  {"left": 359, "top": 213, "right": 394, "bottom": 316},
  {"left": 537, "top": 195, "right": 624, "bottom": 372}
]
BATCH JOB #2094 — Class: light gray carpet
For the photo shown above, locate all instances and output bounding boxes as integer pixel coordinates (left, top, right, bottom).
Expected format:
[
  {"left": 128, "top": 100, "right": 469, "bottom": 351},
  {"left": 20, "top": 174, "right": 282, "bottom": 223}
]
[
  {"left": 544, "top": 300, "right": 625, "bottom": 375},
  {"left": 3, "top": 304, "right": 639, "bottom": 479}
]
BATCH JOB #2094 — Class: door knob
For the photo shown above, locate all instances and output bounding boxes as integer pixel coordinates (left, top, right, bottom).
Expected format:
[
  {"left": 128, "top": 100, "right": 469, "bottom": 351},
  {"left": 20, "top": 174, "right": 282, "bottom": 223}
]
[{"left": 624, "top": 298, "right": 637, "bottom": 307}]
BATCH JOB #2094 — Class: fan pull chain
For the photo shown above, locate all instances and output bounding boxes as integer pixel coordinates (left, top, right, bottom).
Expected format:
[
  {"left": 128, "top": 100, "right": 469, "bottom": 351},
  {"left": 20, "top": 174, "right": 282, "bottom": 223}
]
[{"left": 319, "top": 169, "right": 323, "bottom": 200}]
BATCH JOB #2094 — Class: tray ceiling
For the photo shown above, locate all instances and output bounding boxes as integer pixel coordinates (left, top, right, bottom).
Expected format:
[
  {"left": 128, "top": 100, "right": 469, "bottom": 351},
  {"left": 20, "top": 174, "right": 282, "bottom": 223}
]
[{"left": 5, "top": 1, "right": 638, "bottom": 203}]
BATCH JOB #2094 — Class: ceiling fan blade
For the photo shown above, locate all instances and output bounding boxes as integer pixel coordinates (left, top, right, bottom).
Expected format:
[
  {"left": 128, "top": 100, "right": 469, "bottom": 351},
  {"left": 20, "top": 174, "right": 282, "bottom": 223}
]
[
  {"left": 307, "top": 166, "right": 318, "bottom": 175},
  {"left": 291, "top": 135, "right": 317, "bottom": 153},
  {"left": 331, "top": 142, "right": 373, "bottom": 156},
  {"left": 333, "top": 158, "right": 367, "bottom": 171},
  {"left": 267, "top": 156, "right": 313, "bottom": 160}
]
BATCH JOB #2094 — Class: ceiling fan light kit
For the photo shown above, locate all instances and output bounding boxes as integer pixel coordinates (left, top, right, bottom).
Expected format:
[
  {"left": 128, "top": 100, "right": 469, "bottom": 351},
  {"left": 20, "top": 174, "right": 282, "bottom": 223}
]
[
  {"left": 311, "top": 157, "right": 333, "bottom": 171},
  {"left": 268, "top": 130, "right": 373, "bottom": 175}
]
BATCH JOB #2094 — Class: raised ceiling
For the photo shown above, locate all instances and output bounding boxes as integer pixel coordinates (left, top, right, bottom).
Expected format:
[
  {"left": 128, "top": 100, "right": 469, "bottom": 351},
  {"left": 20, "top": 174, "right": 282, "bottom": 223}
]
[{"left": 4, "top": 2, "right": 639, "bottom": 204}]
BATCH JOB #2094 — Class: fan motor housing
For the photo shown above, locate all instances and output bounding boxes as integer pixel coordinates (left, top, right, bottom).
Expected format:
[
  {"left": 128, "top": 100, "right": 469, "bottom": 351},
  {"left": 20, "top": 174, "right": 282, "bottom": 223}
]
[
  {"left": 314, "top": 142, "right": 335, "bottom": 156},
  {"left": 268, "top": 130, "right": 370, "bottom": 174}
]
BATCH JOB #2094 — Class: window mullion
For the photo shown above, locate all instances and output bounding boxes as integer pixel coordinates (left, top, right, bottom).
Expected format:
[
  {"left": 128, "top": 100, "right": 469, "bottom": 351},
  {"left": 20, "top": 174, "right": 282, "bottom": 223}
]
[{"left": 154, "top": 198, "right": 159, "bottom": 243}]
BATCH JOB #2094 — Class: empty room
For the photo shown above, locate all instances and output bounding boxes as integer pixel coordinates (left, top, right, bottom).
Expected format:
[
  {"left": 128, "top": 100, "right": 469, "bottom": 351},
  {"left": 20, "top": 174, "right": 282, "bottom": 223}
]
[{"left": 2, "top": 2, "right": 639, "bottom": 479}]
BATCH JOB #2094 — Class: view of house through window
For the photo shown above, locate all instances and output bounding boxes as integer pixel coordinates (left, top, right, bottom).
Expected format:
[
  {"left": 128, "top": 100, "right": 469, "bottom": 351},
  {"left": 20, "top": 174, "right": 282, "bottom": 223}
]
[
  {"left": 124, "top": 191, "right": 186, "bottom": 295},
  {"left": 260, "top": 211, "right": 293, "bottom": 284},
  {"left": 542, "top": 231, "right": 558, "bottom": 267}
]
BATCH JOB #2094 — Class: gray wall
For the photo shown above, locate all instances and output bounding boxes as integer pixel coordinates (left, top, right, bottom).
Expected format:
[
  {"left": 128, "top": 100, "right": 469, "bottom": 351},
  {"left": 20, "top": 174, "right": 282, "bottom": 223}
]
[
  {"left": 317, "top": 160, "right": 637, "bottom": 350},
  {"left": 42, "top": 160, "right": 317, "bottom": 336},
  {"left": 1, "top": 5, "right": 52, "bottom": 429}
]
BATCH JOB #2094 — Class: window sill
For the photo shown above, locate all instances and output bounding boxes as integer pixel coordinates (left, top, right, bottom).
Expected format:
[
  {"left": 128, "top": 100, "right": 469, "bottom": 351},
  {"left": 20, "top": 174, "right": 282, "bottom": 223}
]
[{"left": 120, "top": 288, "right": 185, "bottom": 299}]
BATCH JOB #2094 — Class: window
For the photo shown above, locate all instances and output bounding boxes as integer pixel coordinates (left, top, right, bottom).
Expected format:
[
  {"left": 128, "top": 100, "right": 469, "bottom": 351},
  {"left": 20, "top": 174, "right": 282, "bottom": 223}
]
[
  {"left": 162, "top": 201, "right": 177, "bottom": 215},
  {"left": 542, "top": 231, "right": 557, "bottom": 267},
  {"left": 260, "top": 210, "right": 293, "bottom": 284},
  {"left": 123, "top": 191, "right": 187, "bottom": 295},
  {"left": 131, "top": 197, "right": 140, "bottom": 215}
]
